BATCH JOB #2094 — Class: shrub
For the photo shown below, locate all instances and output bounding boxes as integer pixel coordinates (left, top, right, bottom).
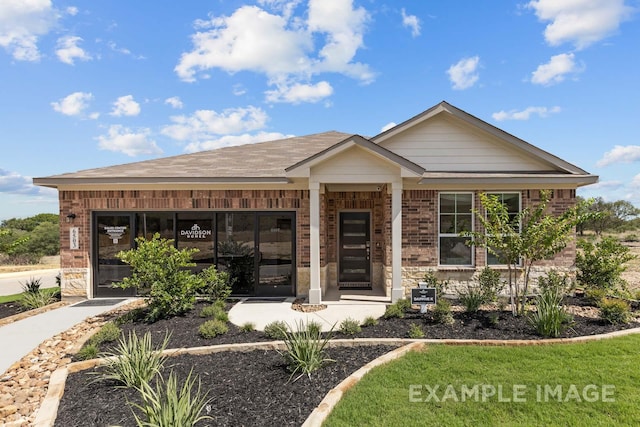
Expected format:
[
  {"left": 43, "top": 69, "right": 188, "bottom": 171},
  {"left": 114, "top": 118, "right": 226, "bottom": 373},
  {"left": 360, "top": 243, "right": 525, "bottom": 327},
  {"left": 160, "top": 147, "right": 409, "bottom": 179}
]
[
  {"left": 362, "top": 316, "right": 378, "bottom": 327},
  {"left": 383, "top": 303, "right": 404, "bottom": 319},
  {"left": 116, "top": 233, "right": 203, "bottom": 322},
  {"left": 278, "top": 320, "right": 335, "bottom": 382},
  {"left": 576, "top": 237, "right": 636, "bottom": 293},
  {"left": 537, "top": 270, "right": 573, "bottom": 296},
  {"left": 423, "top": 271, "right": 448, "bottom": 298},
  {"left": 198, "top": 265, "right": 231, "bottom": 302},
  {"left": 306, "top": 320, "right": 323, "bottom": 336},
  {"left": 264, "top": 320, "right": 289, "bottom": 340},
  {"left": 240, "top": 322, "right": 255, "bottom": 332},
  {"left": 199, "top": 304, "right": 229, "bottom": 322},
  {"left": 339, "top": 318, "right": 361, "bottom": 335},
  {"left": 487, "top": 313, "right": 500, "bottom": 326},
  {"left": 98, "top": 331, "right": 170, "bottom": 388},
  {"left": 478, "top": 267, "right": 504, "bottom": 302},
  {"left": 21, "top": 277, "right": 42, "bottom": 294},
  {"left": 76, "top": 343, "right": 99, "bottom": 361},
  {"left": 459, "top": 284, "right": 484, "bottom": 313},
  {"left": 395, "top": 298, "right": 412, "bottom": 312},
  {"left": 131, "top": 369, "right": 212, "bottom": 426},
  {"left": 529, "top": 287, "right": 573, "bottom": 338},
  {"left": 19, "top": 290, "right": 55, "bottom": 310},
  {"left": 199, "top": 319, "right": 229, "bottom": 338},
  {"left": 432, "top": 299, "right": 454, "bottom": 325},
  {"left": 408, "top": 323, "right": 425, "bottom": 338},
  {"left": 585, "top": 288, "right": 607, "bottom": 306},
  {"left": 599, "top": 298, "right": 631, "bottom": 325},
  {"left": 90, "top": 322, "right": 121, "bottom": 345}
]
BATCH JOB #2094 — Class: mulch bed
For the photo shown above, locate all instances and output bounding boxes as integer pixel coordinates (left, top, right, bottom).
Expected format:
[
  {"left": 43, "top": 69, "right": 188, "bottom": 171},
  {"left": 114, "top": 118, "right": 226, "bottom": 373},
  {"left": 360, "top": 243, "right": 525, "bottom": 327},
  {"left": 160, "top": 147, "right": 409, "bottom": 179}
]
[
  {"left": 0, "top": 301, "right": 25, "bottom": 320},
  {"left": 54, "top": 297, "right": 640, "bottom": 426}
]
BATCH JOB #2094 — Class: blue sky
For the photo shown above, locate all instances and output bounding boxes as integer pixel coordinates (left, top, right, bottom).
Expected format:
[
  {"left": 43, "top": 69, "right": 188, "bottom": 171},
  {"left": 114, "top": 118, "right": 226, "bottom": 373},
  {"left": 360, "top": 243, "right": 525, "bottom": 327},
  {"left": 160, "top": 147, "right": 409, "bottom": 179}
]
[{"left": 1, "top": 0, "right": 639, "bottom": 220}]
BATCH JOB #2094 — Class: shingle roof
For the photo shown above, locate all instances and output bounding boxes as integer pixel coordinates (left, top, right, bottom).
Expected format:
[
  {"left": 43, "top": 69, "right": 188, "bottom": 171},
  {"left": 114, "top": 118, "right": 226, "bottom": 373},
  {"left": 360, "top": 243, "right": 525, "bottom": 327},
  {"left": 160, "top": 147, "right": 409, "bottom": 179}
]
[{"left": 35, "top": 131, "right": 351, "bottom": 186}]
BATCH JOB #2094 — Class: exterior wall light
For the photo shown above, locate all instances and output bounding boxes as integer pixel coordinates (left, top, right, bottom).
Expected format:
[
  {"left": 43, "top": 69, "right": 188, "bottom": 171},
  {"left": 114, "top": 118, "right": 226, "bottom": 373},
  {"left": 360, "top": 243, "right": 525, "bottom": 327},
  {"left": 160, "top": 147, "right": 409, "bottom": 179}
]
[{"left": 65, "top": 213, "right": 76, "bottom": 223}]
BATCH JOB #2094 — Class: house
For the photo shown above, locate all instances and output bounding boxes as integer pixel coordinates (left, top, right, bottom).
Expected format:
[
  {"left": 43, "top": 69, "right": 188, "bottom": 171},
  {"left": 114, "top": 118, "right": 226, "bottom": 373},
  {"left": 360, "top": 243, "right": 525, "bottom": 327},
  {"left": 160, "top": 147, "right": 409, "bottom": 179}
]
[{"left": 34, "top": 101, "right": 598, "bottom": 303}]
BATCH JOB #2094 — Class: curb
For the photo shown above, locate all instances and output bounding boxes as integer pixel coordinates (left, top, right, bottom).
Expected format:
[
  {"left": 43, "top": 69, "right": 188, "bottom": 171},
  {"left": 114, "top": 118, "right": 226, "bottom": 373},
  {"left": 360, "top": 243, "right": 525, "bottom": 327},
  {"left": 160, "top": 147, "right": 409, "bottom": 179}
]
[{"left": 35, "top": 328, "right": 640, "bottom": 426}]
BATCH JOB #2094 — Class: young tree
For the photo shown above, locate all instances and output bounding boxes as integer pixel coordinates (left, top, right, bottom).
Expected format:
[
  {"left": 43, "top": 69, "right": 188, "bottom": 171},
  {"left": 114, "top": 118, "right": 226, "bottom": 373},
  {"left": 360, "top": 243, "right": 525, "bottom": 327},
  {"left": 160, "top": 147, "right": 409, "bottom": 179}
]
[{"left": 463, "top": 191, "right": 591, "bottom": 316}]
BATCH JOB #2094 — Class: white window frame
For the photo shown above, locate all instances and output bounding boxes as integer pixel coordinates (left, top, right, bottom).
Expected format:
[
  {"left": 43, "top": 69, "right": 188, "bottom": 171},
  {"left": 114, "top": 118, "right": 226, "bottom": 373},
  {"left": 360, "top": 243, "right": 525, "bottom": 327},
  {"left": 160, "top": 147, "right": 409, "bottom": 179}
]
[
  {"left": 485, "top": 191, "right": 522, "bottom": 267},
  {"left": 438, "top": 191, "right": 474, "bottom": 267}
]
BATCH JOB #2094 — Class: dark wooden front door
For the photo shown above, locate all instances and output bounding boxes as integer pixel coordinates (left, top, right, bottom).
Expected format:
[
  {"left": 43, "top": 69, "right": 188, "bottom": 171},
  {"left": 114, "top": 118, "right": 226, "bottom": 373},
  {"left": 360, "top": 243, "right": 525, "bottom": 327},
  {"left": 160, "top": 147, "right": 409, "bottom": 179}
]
[{"left": 338, "top": 212, "right": 371, "bottom": 289}]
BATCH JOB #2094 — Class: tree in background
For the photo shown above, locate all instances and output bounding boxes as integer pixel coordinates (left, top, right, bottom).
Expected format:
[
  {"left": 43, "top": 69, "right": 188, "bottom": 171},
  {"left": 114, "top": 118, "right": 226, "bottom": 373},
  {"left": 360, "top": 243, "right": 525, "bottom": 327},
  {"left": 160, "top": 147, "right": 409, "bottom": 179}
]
[
  {"left": 577, "top": 197, "right": 640, "bottom": 235},
  {"left": 0, "top": 213, "right": 60, "bottom": 264}
]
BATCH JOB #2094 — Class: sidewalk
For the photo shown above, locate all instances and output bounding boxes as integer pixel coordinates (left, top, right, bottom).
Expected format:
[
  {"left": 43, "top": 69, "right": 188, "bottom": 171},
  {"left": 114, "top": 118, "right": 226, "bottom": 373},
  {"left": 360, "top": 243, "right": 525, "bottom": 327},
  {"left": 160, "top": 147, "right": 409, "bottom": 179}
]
[{"left": 0, "top": 299, "right": 133, "bottom": 376}]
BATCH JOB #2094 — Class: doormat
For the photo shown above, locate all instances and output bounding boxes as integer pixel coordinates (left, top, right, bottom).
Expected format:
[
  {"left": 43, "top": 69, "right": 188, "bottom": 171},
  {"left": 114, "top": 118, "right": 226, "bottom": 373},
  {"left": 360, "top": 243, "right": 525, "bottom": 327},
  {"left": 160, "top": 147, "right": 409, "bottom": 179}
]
[
  {"left": 72, "top": 298, "right": 127, "bottom": 307},
  {"left": 242, "top": 297, "right": 287, "bottom": 303}
]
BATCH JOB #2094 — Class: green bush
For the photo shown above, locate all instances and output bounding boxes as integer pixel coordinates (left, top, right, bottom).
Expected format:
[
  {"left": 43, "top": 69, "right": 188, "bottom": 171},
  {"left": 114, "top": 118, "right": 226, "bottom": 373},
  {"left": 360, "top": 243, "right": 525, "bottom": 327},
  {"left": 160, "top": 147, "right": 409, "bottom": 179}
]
[
  {"left": 383, "top": 303, "right": 405, "bottom": 319},
  {"left": 432, "top": 299, "right": 454, "bottom": 325},
  {"left": 278, "top": 320, "right": 335, "bottom": 382},
  {"left": 478, "top": 267, "right": 504, "bottom": 302},
  {"left": 131, "top": 369, "right": 212, "bottom": 426},
  {"left": 19, "top": 290, "right": 55, "bottom": 310},
  {"left": 264, "top": 320, "right": 289, "bottom": 339},
  {"left": 599, "top": 298, "right": 631, "bottom": 325},
  {"left": 395, "top": 298, "right": 412, "bottom": 312},
  {"left": 585, "top": 288, "right": 607, "bottom": 306},
  {"left": 21, "top": 277, "right": 42, "bottom": 293},
  {"left": 576, "top": 237, "right": 636, "bottom": 292},
  {"left": 529, "top": 287, "right": 573, "bottom": 338},
  {"left": 537, "top": 270, "right": 573, "bottom": 295},
  {"left": 116, "top": 233, "right": 203, "bottom": 322},
  {"left": 423, "top": 271, "right": 448, "bottom": 298},
  {"left": 90, "top": 322, "right": 121, "bottom": 345},
  {"left": 198, "top": 319, "right": 229, "bottom": 338},
  {"left": 199, "top": 304, "right": 229, "bottom": 322},
  {"left": 240, "top": 322, "right": 255, "bottom": 332},
  {"left": 487, "top": 313, "right": 500, "bottom": 326},
  {"left": 459, "top": 284, "right": 484, "bottom": 312},
  {"left": 339, "top": 318, "right": 361, "bottom": 335},
  {"left": 76, "top": 343, "right": 99, "bottom": 361},
  {"left": 97, "top": 331, "right": 170, "bottom": 388},
  {"left": 362, "top": 316, "right": 378, "bottom": 327},
  {"left": 198, "top": 265, "right": 231, "bottom": 302},
  {"left": 306, "top": 320, "right": 323, "bottom": 336},
  {"left": 408, "top": 323, "right": 425, "bottom": 338}
]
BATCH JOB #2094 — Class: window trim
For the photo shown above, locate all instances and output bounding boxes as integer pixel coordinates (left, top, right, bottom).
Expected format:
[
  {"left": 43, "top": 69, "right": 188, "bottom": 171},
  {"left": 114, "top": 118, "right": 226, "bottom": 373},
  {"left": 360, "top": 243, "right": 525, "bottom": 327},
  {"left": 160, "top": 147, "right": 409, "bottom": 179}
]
[
  {"left": 485, "top": 191, "right": 522, "bottom": 267},
  {"left": 438, "top": 191, "right": 474, "bottom": 267}
]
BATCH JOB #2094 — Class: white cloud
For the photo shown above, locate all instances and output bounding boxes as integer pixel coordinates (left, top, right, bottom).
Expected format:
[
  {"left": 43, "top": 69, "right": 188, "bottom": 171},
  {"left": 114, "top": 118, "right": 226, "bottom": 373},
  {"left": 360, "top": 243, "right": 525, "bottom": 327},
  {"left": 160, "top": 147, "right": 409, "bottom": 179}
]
[
  {"left": 447, "top": 56, "right": 480, "bottom": 90},
  {"left": 55, "top": 35, "right": 91, "bottom": 65},
  {"left": 185, "top": 131, "right": 293, "bottom": 152},
  {"left": 0, "top": 169, "right": 41, "bottom": 195},
  {"left": 265, "top": 81, "right": 333, "bottom": 103},
  {"left": 110, "top": 95, "right": 141, "bottom": 117},
  {"left": 527, "top": 0, "right": 633, "bottom": 49},
  {"left": 380, "top": 122, "right": 396, "bottom": 133},
  {"left": 96, "top": 125, "right": 162, "bottom": 157},
  {"left": 0, "top": 0, "right": 59, "bottom": 61},
  {"left": 232, "top": 84, "right": 247, "bottom": 96},
  {"left": 175, "top": 1, "right": 373, "bottom": 103},
  {"left": 65, "top": 6, "right": 78, "bottom": 16},
  {"left": 51, "top": 91, "right": 94, "bottom": 116},
  {"left": 631, "top": 174, "right": 640, "bottom": 188},
  {"left": 531, "top": 52, "right": 582, "bottom": 85},
  {"left": 401, "top": 8, "right": 421, "bottom": 37},
  {"left": 164, "top": 96, "right": 184, "bottom": 109},
  {"left": 492, "top": 106, "right": 561, "bottom": 121},
  {"left": 597, "top": 145, "right": 640, "bottom": 167},
  {"left": 161, "top": 106, "right": 268, "bottom": 142}
]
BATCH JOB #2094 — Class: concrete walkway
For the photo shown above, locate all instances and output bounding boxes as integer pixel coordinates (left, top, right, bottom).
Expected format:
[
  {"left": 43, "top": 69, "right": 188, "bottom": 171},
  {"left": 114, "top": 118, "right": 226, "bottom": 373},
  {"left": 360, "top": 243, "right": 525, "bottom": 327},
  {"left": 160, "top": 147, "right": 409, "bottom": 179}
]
[
  {"left": 229, "top": 297, "right": 387, "bottom": 332},
  {"left": 0, "top": 299, "right": 134, "bottom": 376}
]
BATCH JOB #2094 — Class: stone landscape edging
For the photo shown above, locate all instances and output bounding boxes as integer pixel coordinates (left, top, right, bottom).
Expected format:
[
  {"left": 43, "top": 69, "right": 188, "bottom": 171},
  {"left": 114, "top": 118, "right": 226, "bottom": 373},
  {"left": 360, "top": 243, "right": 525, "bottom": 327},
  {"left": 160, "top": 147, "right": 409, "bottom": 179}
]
[{"left": 35, "top": 326, "right": 640, "bottom": 427}]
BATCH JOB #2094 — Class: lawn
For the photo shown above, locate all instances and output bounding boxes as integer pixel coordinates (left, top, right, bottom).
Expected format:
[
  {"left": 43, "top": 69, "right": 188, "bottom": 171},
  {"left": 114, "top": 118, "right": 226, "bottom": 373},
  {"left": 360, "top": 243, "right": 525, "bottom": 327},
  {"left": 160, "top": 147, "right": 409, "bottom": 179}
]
[
  {"left": 325, "top": 334, "right": 640, "bottom": 426},
  {"left": 0, "top": 287, "right": 59, "bottom": 304}
]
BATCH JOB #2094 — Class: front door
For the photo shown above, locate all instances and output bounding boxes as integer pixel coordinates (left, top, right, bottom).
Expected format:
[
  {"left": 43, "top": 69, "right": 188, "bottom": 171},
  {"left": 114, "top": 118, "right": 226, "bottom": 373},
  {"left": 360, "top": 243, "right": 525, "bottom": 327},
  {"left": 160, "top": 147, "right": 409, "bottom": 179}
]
[
  {"left": 338, "top": 212, "right": 371, "bottom": 289},
  {"left": 94, "top": 213, "right": 136, "bottom": 297}
]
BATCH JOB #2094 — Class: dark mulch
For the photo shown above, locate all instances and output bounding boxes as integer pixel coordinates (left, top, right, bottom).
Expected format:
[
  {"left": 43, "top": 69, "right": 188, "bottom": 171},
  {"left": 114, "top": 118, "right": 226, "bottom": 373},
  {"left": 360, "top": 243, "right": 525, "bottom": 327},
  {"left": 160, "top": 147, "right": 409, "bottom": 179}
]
[
  {"left": 0, "top": 301, "right": 25, "bottom": 319},
  {"left": 54, "top": 298, "right": 640, "bottom": 426},
  {"left": 55, "top": 345, "right": 397, "bottom": 427}
]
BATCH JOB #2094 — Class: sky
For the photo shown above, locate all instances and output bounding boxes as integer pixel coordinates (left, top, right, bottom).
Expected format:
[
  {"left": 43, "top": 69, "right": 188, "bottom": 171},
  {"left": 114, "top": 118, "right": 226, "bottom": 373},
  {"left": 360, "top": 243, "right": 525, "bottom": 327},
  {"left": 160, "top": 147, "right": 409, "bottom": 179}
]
[{"left": 1, "top": 0, "right": 639, "bottom": 221}]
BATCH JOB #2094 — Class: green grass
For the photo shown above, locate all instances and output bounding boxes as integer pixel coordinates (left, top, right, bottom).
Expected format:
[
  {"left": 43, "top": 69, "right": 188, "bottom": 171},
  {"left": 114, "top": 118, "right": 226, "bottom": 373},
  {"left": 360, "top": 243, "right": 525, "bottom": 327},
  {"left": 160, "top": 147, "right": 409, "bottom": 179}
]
[
  {"left": 0, "top": 287, "right": 59, "bottom": 304},
  {"left": 325, "top": 335, "right": 640, "bottom": 426}
]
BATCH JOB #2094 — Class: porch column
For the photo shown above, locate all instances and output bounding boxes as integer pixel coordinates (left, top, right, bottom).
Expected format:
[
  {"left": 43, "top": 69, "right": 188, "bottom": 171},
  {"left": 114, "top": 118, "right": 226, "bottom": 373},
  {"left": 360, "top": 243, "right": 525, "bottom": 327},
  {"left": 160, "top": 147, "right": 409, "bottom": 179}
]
[
  {"left": 309, "top": 181, "right": 322, "bottom": 304},
  {"left": 391, "top": 181, "right": 404, "bottom": 302}
]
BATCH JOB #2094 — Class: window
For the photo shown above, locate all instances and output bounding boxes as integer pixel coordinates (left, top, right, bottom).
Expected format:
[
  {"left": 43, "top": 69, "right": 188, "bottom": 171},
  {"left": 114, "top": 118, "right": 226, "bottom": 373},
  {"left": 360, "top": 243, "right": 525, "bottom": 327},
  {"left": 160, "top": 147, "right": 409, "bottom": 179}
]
[
  {"left": 439, "top": 193, "right": 473, "bottom": 266},
  {"left": 486, "top": 192, "right": 521, "bottom": 265}
]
